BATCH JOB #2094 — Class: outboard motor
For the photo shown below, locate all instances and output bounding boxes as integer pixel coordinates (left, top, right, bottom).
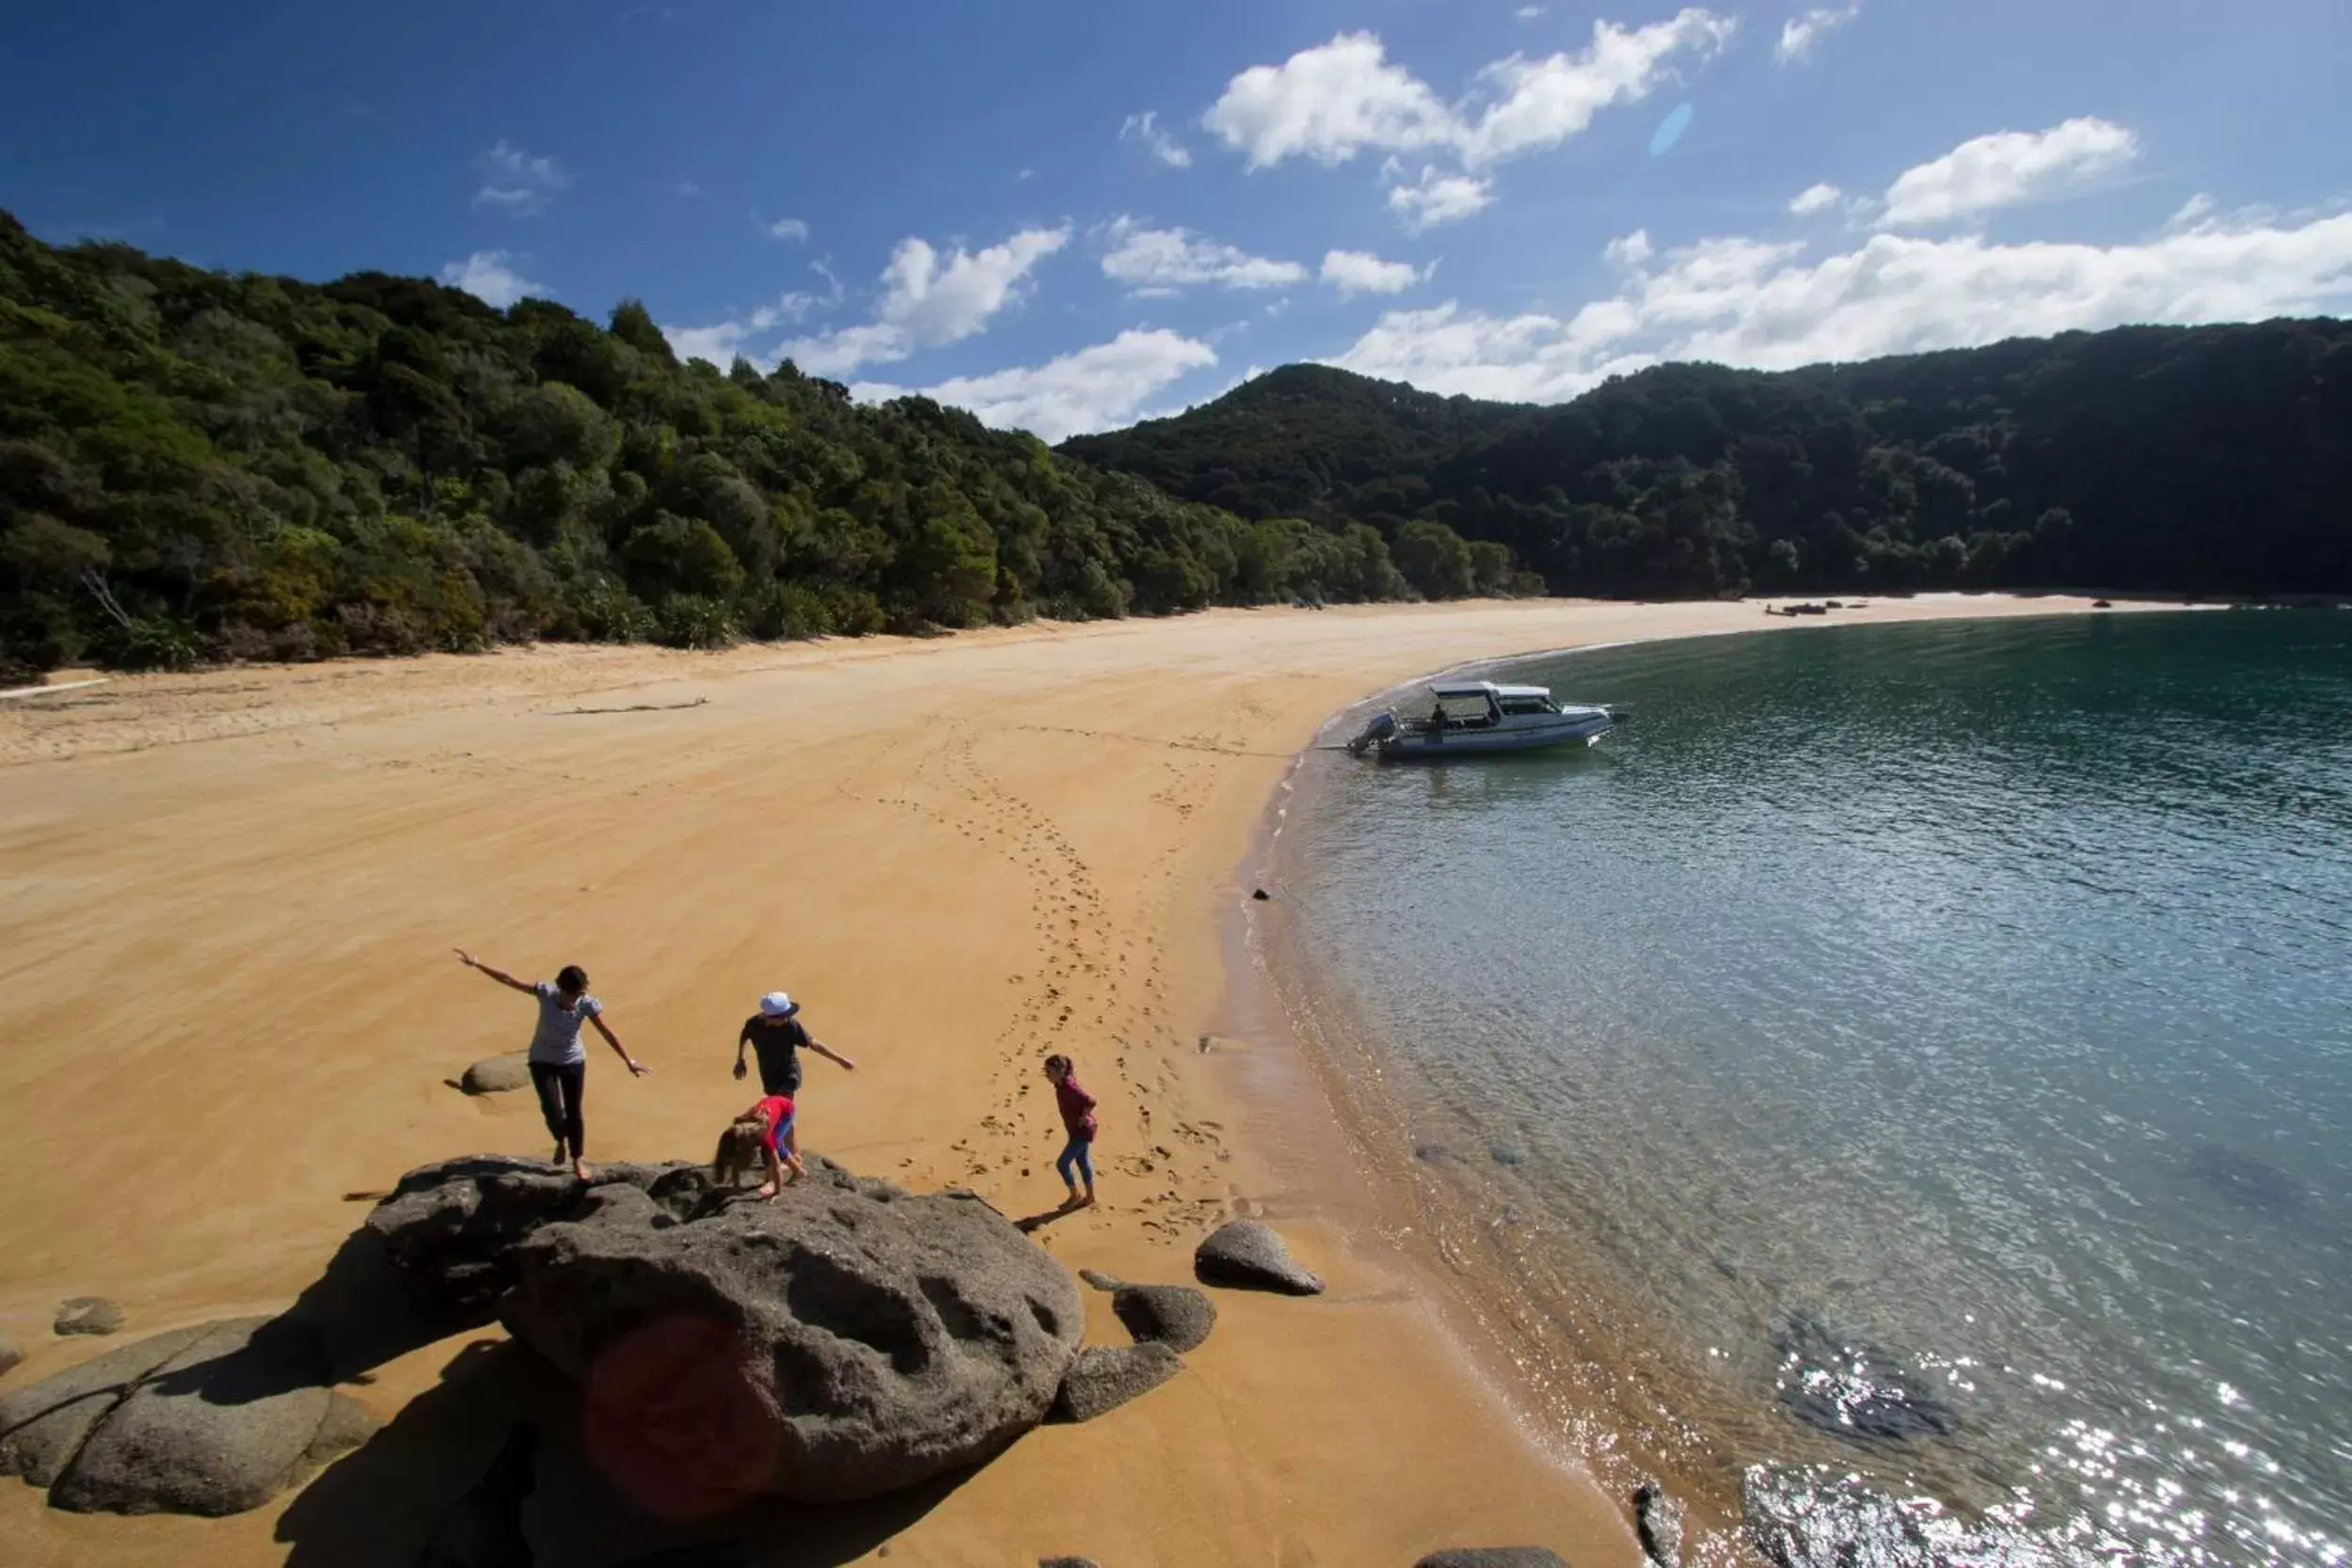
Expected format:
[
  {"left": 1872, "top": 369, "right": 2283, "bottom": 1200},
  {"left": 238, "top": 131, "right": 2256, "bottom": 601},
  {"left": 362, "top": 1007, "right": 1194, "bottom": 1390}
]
[{"left": 1346, "top": 710, "right": 1400, "bottom": 756}]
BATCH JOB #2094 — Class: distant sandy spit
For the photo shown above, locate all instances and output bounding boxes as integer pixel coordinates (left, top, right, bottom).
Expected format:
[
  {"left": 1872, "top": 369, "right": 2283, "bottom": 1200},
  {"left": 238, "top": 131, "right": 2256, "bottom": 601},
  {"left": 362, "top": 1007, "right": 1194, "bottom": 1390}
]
[{"left": 0, "top": 594, "right": 2122, "bottom": 1568}]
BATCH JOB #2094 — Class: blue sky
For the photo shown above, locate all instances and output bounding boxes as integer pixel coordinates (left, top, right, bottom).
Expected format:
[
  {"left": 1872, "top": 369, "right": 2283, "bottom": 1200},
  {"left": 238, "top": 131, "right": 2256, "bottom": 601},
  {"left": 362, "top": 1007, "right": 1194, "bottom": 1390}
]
[{"left": 6, "top": 0, "right": 2350, "bottom": 439}]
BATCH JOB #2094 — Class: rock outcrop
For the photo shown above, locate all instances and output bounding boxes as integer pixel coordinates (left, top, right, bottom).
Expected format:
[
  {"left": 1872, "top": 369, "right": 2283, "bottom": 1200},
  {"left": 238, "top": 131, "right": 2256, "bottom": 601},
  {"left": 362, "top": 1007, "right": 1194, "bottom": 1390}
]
[
  {"left": 1051, "top": 1343, "right": 1183, "bottom": 1423},
  {"left": 1415, "top": 1550, "right": 1569, "bottom": 1568},
  {"left": 416, "top": 1423, "right": 539, "bottom": 1568},
  {"left": 54, "top": 1296, "right": 124, "bottom": 1337},
  {"left": 1634, "top": 1480, "right": 1684, "bottom": 1568},
  {"left": 1742, "top": 1464, "right": 2111, "bottom": 1568},
  {"left": 1110, "top": 1284, "right": 1216, "bottom": 1353},
  {"left": 371, "top": 1153, "right": 1086, "bottom": 1505},
  {"left": 1193, "top": 1221, "right": 1324, "bottom": 1296},
  {"left": 1772, "top": 1313, "right": 1960, "bottom": 1443},
  {"left": 459, "top": 1052, "right": 532, "bottom": 1096},
  {"left": 0, "top": 1316, "right": 375, "bottom": 1515}
]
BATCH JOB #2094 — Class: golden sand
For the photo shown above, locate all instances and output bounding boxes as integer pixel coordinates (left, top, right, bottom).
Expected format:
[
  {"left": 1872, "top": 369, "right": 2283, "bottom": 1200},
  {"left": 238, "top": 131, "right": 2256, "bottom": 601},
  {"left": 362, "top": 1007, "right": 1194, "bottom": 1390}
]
[{"left": 0, "top": 594, "right": 2120, "bottom": 1567}]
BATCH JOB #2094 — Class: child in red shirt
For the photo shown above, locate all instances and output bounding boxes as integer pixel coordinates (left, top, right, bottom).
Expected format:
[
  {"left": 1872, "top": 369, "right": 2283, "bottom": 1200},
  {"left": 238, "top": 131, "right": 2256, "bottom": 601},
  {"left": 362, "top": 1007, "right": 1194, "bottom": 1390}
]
[
  {"left": 1045, "top": 1053, "right": 1097, "bottom": 1210},
  {"left": 711, "top": 1093, "right": 806, "bottom": 1199}
]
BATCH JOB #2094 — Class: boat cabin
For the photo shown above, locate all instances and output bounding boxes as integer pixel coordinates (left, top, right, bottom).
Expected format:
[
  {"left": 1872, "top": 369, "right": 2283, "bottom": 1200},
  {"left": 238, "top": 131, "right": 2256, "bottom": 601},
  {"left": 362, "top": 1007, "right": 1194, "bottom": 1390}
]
[{"left": 1424, "top": 681, "right": 1562, "bottom": 727}]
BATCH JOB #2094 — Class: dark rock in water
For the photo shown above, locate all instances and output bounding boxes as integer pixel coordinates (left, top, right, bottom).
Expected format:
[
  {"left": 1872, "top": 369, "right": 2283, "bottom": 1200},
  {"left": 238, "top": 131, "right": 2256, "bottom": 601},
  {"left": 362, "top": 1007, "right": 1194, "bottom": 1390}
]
[
  {"left": 1112, "top": 1283, "right": 1216, "bottom": 1353},
  {"left": 2092, "top": 599, "right": 2114, "bottom": 610},
  {"left": 55, "top": 1296, "right": 125, "bottom": 1337},
  {"left": 2187, "top": 1143, "right": 2302, "bottom": 1213},
  {"left": 416, "top": 1423, "right": 539, "bottom": 1568},
  {"left": 1052, "top": 1342, "right": 1183, "bottom": 1423},
  {"left": 1488, "top": 1145, "right": 1527, "bottom": 1167},
  {"left": 1772, "top": 1313, "right": 1960, "bottom": 1443},
  {"left": 1416, "top": 1549, "right": 1569, "bottom": 1568},
  {"left": 373, "top": 1153, "right": 1083, "bottom": 1505},
  {"left": 1635, "top": 1480, "right": 1685, "bottom": 1568},
  {"left": 1742, "top": 1464, "right": 2108, "bottom": 1568},
  {"left": 2, "top": 1316, "right": 376, "bottom": 1515},
  {"left": 1193, "top": 1221, "right": 1325, "bottom": 1295},
  {"left": 1251, "top": 887, "right": 1273, "bottom": 901},
  {"left": 459, "top": 1052, "right": 532, "bottom": 1096},
  {"left": 1413, "top": 1143, "right": 1455, "bottom": 1164}
]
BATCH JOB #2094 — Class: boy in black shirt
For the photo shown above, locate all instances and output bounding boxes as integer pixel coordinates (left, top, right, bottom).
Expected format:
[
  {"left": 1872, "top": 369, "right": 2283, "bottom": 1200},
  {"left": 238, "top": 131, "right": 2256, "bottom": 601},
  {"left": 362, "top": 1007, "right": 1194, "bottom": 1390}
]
[{"left": 734, "top": 990, "right": 858, "bottom": 1093}]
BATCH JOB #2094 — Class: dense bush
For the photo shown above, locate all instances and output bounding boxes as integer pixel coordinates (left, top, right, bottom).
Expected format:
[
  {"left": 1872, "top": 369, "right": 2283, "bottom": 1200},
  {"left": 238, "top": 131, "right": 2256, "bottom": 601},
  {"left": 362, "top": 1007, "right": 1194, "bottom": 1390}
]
[
  {"left": 0, "top": 215, "right": 1513, "bottom": 673},
  {"left": 1065, "top": 327, "right": 2352, "bottom": 599}
]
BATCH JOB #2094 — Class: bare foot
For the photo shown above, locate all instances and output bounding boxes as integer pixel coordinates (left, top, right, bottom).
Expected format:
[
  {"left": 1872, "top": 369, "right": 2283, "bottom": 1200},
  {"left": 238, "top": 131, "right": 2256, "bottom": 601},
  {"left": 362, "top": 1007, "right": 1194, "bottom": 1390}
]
[
  {"left": 1075, "top": 1192, "right": 1097, "bottom": 1210},
  {"left": 573, "top": 1159, "right": 595, "bottom": 1181},
  {"left": 755, "top": 1181, "right": 778, "bottom": 1200}
]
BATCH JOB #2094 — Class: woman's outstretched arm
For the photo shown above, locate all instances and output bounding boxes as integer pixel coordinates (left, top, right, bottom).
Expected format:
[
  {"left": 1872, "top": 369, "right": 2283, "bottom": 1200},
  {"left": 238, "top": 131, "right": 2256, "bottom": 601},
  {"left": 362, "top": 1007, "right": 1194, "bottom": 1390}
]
[
  {"left": 591, "top": 1013, "right": 650, "bottom": 1076},
  {"left": 453, "top": 949, "right": 534, "bottom": 993}
]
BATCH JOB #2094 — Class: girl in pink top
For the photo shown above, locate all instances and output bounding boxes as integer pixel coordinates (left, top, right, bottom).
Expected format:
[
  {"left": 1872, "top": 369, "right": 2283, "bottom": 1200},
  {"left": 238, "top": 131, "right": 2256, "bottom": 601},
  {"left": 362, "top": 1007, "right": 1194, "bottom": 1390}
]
[{"left": 1044, "top": 1053, "right": 1097, "bottom": 1210}]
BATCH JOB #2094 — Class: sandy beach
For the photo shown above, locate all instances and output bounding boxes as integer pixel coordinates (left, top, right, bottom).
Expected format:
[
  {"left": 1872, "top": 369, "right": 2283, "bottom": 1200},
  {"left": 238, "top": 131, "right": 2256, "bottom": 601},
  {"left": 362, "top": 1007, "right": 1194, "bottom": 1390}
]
[{"left": 0, "top": 594, "right": 2122, "bottom": 1568}]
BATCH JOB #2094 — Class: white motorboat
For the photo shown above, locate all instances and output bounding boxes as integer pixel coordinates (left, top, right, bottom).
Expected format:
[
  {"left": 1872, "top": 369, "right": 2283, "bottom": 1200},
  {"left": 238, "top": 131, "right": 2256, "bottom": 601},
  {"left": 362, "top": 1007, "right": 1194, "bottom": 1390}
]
[{"left": 1344, "top": 680, "right": 1626, "bottom": 761}]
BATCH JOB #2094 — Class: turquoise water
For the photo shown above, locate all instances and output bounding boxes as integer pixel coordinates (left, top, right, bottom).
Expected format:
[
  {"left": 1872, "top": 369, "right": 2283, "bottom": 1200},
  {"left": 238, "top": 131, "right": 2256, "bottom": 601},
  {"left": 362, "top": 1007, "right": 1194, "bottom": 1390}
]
[{"left": 1288, "top": 612, "right": 2352, "bottom": 1565}]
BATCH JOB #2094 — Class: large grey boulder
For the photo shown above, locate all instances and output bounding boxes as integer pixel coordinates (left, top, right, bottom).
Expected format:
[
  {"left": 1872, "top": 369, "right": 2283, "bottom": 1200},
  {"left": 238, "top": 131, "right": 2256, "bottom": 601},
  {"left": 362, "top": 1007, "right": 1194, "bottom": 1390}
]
[
  {"left": 1051, "top": 1343, "right": 1182, "bottom": 1423},
  {"left": 1193, "top": 1221, "right": 1324, "bottom": 1295},
  {"left": 373, "top": 1153, "right": 1084, "bottom": 1504},
  {"left": 459, "top": 1052, "right": 532, "bottom": 1095},
  {"left": 0, "top": 1317, "right": 375, "bottom": 1515},
  {"left": 1111, "top": 1284, "right": 1216, "bottom": 1353},
  {"left": 1416, "top": 1551, "right": 1569, "bottom": 1568}
]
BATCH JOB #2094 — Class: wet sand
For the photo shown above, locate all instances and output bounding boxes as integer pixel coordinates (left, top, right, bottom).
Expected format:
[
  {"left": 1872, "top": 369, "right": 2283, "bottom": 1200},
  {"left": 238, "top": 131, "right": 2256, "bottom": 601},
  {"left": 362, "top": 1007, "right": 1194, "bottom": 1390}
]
[{"left": 0, "top": 595, "right": 2120, "bottom": 1567}]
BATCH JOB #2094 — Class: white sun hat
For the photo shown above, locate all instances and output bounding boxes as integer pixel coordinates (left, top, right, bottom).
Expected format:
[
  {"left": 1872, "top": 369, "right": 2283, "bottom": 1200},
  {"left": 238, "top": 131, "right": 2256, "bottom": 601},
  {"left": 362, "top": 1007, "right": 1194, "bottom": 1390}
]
[{"left": 758, "top": 990, "right": 801, "bottom": 1019}]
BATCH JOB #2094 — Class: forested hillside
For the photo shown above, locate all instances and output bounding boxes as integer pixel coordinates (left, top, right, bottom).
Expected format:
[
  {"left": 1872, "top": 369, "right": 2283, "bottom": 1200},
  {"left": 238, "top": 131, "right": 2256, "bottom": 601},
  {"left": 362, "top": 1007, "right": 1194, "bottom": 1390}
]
[
  {"left": 1066, "top": 322, "right": 2352, "bottom": 600},
  {"left": 0, "top": 214, "right": 1474, "bottom": 678}
]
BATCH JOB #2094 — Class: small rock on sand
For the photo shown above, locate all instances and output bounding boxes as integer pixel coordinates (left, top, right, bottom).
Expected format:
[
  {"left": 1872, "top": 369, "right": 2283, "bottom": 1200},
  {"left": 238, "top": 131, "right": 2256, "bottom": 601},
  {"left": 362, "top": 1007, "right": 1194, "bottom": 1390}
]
[
  {"left": 1077, "top": 1269, "right": 1125, "bottom": 1292},
  {"left": 1416, "top": 1551, "right": 1569, "bottom": 1568},
  {"left": 1635, "top": 1480, "right": 1685, "bottom": 1568},
  {"left": 0, "top": 1337, "right": 20, "bottom": 1378},
  {"left": 1111, "top": 1284, "right": 1216, "bottom": 1353},
  {"left": 55, "top": 1297, "right": 124, "bottom": 1337},
  {"left": 1052, "top": 1343, "right": 1183, "bottom": 1423},
  {"left": 1488, "top": 1146, "right": 1527, "bottom": 1167},
  {"left": 1193, "top": 1220, "right": 1324, "bottom": 1296},
  {"left": 459, "top": 1052, "right": 532, "bottom": 1095},
  {"left": 1039, "top": 1557, "right": 1103, "bottom": 1568}
]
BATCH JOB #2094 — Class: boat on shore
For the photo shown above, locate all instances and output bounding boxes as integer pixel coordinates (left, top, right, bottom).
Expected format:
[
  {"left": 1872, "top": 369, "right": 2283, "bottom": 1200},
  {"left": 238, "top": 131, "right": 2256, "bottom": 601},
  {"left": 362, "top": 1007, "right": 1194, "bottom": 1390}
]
[{"left": 1345, "top": 680, "right": 1626, "bottom": 761}]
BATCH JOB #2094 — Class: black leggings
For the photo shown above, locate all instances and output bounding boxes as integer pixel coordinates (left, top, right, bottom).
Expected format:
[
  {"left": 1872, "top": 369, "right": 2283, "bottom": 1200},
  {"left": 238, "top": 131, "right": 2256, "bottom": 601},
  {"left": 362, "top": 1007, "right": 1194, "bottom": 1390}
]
[{"left": 530, "top": 1062, "right": 586, "bottom": 1158}]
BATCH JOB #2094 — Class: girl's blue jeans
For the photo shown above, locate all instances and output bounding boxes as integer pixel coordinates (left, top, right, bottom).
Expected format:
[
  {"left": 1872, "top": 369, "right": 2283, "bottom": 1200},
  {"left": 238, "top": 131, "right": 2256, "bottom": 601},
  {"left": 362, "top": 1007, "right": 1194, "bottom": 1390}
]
[{"left": 1056, "top": 1136, "right": 1094, "bottom": 1188}]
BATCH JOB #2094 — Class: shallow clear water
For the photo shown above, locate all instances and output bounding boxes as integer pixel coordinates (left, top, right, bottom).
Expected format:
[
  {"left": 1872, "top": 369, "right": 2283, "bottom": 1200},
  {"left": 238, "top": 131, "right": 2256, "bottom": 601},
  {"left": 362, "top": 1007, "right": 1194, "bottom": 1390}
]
[{"left": 1289, "top": 612, "right": 2352, "bottom": 1565}]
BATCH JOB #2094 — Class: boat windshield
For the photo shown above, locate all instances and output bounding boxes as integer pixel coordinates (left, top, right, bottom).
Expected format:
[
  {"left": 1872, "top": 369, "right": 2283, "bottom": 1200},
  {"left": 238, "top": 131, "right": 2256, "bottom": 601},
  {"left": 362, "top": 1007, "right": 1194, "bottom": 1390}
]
[{"left": 1496, "top": 695, "right": 1559, "bottom": 717}]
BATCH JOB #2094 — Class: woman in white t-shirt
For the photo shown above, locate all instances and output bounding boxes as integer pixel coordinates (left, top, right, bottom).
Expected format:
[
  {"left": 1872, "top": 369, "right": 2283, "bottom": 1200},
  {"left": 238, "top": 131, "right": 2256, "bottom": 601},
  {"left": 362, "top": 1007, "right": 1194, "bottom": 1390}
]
[{"left": 455, "top": 949, "right": 649, "bottom": 1180}]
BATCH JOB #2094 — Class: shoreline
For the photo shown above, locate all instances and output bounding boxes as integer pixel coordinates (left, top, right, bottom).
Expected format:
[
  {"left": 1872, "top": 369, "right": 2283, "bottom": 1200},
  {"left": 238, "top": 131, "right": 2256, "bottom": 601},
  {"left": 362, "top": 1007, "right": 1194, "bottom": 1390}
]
[{"left": 0, "top": 594, "right": 2136, "bottom": 1567}]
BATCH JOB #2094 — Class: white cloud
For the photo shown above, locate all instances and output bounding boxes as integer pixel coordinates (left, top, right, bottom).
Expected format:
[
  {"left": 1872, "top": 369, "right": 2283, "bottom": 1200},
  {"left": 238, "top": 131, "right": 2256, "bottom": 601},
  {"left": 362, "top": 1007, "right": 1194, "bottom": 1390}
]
[
  {"left": 1775, "top": 4, "right": 1859, "bottom": 65},
  {"left": 1203, "top": 12, "right": 1736, "bottom": 172},
  {"left": 1788, "top": 182, "right": 1845, "bottom": 215},
  {"left": 437, "top": 251, "right": 547, "bottom": 309},
  {"left": 1879, "top": 118, "right": 2137, "bottom": 228},
  {"left": 1321, "top": 248, "right": 1430, "bottom": 296},
  {"left": 1388, "top": 168, "right": 1497, "bottom": 230},
  {"left": 1604, "top": 230, "right": 1653, "bottom": 266},
  {"left": 1516, "top": 6, "right": 1546, "bottom": 18},
  {"left": 2167, "top": 193, "right": 2217, "bottom": 230},
  {"left": 677, "top": 179, "right": 703, "bottom": 198},
  {"left": 851, "top": 328, "right": 1217, "bottom": 442},
  {"left": 472, "top": 139, "right": 567, "bottom": 215},
  {"left": 768, "top": 216, "right": 811, "bottom": 242},
  {"left": 1100, "top": 217, "right": 1309, "bottom": 292},
  {"left": 780, "top": 225, "right": 1072, "bottom": 375},
  {"left": 1120, "top": 111, "right": 1194, "bottom": 169},
  {"left": 1330, "top": 208, "right": 2352, "bottom": 401}
]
